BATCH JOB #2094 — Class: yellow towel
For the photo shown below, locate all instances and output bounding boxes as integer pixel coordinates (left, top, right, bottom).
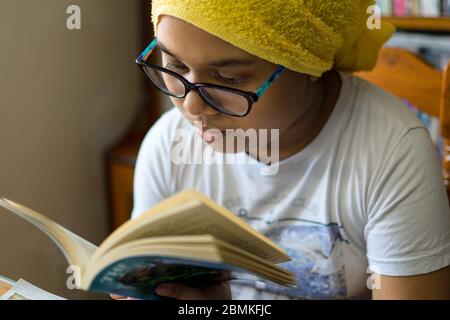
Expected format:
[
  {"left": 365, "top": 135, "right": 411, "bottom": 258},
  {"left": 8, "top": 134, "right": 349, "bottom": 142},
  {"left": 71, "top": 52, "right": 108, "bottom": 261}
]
[{"left": 152, "top": 0, "right": 395, "bottom": 77}]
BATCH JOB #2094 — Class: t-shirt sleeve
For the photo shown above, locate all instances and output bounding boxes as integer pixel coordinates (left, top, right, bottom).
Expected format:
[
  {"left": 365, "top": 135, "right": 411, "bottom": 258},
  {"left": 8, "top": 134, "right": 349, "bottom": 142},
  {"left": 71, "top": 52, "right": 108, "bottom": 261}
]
[
  {"left": 365, "top": 127, "right": 450, "bottom": 276},
  {"left": 130, "top": 111, "right": 175, "bottom": 219}
]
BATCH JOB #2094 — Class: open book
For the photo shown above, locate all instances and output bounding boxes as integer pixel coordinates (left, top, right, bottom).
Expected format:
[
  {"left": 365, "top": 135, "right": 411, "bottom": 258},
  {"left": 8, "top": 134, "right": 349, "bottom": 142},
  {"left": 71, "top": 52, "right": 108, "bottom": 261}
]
[{"left": 0, "top": 189, "right": 295, "bottom": 299}]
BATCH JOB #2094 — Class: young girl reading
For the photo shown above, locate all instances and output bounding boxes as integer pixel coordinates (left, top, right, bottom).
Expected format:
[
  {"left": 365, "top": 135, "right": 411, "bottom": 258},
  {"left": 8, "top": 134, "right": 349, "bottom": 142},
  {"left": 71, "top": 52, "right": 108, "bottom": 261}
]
[{"left": 126, "top": 0, "right": 450, "bottom": 300}]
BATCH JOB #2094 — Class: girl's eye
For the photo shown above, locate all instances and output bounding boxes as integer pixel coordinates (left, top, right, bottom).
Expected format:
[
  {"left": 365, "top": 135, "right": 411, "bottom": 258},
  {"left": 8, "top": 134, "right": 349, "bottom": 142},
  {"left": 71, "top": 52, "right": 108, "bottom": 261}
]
[
  {"left": 216, "top": 74, "right": 246, "bottom": 85},
  {"left": 163, "top": 63, "right": 245, "bottom": 85},
  {"left": 164, "top": 62, "right": 188, "bottom": 72}
]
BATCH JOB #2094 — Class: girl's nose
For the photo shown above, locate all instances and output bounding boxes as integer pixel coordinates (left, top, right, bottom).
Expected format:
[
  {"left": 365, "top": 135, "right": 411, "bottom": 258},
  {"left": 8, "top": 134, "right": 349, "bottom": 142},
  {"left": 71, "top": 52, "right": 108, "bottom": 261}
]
[
  {"left": 183, "top": 72, "right": 218, "bottom": 117},
  {"left": 183, "top": 74, "right": 219, "bottom": 117},
  {"left": 183, "top": 90, "right": 218, "bottom": 117}
]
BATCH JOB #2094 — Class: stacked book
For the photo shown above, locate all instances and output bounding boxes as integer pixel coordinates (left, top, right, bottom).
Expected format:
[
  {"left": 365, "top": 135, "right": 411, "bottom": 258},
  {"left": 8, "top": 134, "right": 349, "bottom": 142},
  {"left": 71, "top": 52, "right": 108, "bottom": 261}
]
[
  {"left": 378, "top": 0, "right": 450, "bottom": 16},
  {"left": 0, "top": 277, "right": 64, "bottom": 300}
]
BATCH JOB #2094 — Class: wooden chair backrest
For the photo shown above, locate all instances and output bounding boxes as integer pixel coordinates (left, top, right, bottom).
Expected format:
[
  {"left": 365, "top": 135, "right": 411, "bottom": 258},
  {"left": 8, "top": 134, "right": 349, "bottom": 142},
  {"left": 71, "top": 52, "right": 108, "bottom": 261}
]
[{"left": 356, "top": 47, "right": 450, "bottom": 200}]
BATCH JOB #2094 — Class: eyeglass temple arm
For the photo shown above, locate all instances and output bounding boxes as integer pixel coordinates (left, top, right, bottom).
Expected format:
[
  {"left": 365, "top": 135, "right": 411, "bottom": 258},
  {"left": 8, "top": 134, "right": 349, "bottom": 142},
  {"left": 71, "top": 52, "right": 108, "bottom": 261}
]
[
  {"left": 255, "top": 65, "right": 286, "bottom": 97},
  {"left": 136, "top": 37, "right": 158, "bottom": 63}
]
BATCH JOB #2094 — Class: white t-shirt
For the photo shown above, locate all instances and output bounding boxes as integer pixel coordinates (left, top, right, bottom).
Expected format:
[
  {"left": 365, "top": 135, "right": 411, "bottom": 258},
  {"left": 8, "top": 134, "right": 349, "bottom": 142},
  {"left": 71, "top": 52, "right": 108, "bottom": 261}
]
[{"left": 131, "top": 72, "right": 450, "bottom": 300}]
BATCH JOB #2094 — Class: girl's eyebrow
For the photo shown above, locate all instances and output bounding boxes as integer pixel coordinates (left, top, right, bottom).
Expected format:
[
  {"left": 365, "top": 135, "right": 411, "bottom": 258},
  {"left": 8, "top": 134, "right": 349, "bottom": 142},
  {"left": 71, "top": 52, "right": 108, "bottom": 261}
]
[
  {"left": 157, "top": 42, "right": 257, "bottom": 68},
  {"left": 157, "top": 43, "right": 181, "bottom": 60},
  {"left": 209, "top": 58, "right": 256, "bottom": 68}
]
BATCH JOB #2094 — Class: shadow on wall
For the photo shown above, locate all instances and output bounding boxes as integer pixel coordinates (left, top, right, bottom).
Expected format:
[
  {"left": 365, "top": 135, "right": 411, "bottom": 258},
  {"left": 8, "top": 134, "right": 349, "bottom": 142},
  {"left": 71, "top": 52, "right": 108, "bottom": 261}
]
[{"left": 0, "top": 0, "right": 145, "bottom": 299}]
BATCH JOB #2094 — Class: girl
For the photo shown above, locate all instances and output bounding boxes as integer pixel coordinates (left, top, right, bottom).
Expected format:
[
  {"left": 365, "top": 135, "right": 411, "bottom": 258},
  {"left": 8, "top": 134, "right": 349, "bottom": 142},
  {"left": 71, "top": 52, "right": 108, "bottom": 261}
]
[{"left": 128, "top": 0, "right": 450, "bottom": 300}]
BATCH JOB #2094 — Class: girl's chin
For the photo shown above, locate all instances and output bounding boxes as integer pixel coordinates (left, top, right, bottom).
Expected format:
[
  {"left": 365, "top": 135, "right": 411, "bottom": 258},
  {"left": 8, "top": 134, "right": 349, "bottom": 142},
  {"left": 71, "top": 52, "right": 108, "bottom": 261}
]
[
  {"left": 195, "top": 127, "right": 257, "bottom": 154},
  {"left": 196, "top": 127, "right": 225, "bottom": 145},
  {"left": 203, "top": 138, "right": 248, "bottom": 154}
]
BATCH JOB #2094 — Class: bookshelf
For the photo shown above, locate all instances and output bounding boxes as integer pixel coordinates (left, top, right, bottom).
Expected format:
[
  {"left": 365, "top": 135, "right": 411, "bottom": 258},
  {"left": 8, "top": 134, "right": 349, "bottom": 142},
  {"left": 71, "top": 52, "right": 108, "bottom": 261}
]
[{"left": 384, "top": 16, "right": 450, "bottom": 32}]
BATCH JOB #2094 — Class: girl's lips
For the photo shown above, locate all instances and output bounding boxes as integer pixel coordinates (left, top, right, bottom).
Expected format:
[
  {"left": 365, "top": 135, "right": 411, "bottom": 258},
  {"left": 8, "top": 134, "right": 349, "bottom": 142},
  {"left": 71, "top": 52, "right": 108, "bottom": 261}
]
[
  {"left": 196, "top": 127, "right": 216, "bottom": 143},
  {"left": 202, "top": 130, "right": 216, "bottom": 143}
]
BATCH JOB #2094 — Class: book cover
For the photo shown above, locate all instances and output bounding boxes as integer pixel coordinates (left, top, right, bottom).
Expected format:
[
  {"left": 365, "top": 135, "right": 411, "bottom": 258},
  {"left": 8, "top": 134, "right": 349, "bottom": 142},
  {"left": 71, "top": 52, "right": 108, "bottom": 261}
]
[{"left": 88, "top": 256, "right": 283, "bottom": 300}]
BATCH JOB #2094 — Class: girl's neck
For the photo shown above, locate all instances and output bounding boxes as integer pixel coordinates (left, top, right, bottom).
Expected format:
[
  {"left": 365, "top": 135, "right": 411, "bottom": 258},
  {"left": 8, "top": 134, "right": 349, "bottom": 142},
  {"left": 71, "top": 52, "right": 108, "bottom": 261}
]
[{"left": 251, "top": 70, "right": 342, "bottom": 164}]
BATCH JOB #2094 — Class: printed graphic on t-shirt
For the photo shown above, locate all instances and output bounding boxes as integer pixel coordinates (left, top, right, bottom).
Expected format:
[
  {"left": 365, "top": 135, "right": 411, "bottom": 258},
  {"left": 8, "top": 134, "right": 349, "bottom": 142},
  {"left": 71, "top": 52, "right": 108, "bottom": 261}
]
[
  {"left": 230, "top": 204, "right": 349, "bottom": 299},
  {"left": 263, "top": 224, "right": 348, "bottom": 299}
]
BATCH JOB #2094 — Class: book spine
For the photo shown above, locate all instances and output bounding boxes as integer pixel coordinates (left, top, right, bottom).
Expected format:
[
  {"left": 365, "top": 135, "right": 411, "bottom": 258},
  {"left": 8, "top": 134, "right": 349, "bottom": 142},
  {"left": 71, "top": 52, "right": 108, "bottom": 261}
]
[
  {"left": 408, "top": 0, "right": 421, "bottom": 16},
  {"left": 439, "top": 52, "right": 450, "bottom": 69},
  {"left": 420, "top": 48, "right": 442, "bottom": 68},
  {"left": 419, "top": 0, "right": 442, "bottom": 17},
  {"left": 428, "top": 117, "right": 441, "bottom": 146},
  {"left": 444, "top": 0, "right": 450, "bottom": 16},
  {"left": 437, "top": 137, "right": 445, "bottom": 162},
  {"left": 378, "top": 0, "right": 394, "bottom": 15},
  {"left": 418, "top": 111, "right": 430, "bottom": 129},
  {"left": 393, "top": 0, "right": 408, "bottom": 16}
]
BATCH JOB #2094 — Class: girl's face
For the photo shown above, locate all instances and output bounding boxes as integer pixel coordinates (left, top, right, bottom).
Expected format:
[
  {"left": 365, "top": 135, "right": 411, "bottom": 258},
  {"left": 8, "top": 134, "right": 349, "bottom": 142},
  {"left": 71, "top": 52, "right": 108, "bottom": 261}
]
[{"left": 156, "top": 15, "right": 324, "bottom": 155}]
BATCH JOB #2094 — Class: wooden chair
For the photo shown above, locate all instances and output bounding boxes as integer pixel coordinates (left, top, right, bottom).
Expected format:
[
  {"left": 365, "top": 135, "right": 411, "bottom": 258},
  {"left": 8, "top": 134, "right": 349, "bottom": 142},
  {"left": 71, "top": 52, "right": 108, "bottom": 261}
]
[{"left": 356, "top": 47, "right": 450, "bottom": 201}]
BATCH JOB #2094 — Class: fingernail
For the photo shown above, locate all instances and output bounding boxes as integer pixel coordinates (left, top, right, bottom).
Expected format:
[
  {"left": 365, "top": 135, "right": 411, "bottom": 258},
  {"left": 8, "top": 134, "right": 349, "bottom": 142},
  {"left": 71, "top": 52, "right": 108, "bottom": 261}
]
[{"left": 156, "top": 284, "right": 173, "bottom": 296}]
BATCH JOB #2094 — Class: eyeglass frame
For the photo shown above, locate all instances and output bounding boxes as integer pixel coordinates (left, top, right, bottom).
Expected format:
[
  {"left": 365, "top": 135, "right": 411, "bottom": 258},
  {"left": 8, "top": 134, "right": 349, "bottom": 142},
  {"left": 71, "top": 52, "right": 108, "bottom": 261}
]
[{"left": 135, "top": 37, "right": 286, "bottom": 117}]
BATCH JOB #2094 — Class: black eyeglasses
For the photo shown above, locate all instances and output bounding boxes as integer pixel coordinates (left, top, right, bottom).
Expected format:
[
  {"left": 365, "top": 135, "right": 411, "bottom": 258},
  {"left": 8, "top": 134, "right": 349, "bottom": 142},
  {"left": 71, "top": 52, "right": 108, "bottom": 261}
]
[{"left": 135, "top": 38, "right": 286, "bottom": 117}]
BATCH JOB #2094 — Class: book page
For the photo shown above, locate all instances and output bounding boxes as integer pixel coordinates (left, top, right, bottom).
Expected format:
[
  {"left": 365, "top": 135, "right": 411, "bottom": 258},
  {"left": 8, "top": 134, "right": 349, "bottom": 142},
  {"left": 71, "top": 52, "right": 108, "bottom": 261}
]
[
  {"left": 129, "top": 204, "right": 273, "bottom": 260},
  {"left": 0, "top": 198, "right": 97, "bottom": 271},
  {"left": 93, "top": 190, "right": 289, "bottom": 265}
]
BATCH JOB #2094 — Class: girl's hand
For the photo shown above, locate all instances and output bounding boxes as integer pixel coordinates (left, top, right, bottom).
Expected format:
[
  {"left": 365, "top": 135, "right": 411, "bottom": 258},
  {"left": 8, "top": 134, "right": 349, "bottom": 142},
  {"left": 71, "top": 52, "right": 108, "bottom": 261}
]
[
  {"left": 155, "top": 281, "right": 231, "bottom": 300},
  {"left": 110, "top": 281, "right": 231, "bottom": 300},
  {"left": 110, "top": 272, "right": 232, "bottom": 300}
]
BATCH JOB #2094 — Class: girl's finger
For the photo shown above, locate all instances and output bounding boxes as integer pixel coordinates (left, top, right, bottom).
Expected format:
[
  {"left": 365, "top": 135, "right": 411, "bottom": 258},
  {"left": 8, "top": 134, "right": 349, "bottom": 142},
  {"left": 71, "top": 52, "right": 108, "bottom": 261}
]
[{"left": 156, "top": 283, "right": 205, "bottom": 300}]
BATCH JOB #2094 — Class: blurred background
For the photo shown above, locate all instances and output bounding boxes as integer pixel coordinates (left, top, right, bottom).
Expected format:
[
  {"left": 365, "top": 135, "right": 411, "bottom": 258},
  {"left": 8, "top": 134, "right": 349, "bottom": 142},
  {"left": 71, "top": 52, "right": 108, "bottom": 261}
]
[
  {"left": 0, "top": 0, "right": 449, "bottom": 299},
  {"left": 0, "top": 0, "right": 165, "bottom": 299}
]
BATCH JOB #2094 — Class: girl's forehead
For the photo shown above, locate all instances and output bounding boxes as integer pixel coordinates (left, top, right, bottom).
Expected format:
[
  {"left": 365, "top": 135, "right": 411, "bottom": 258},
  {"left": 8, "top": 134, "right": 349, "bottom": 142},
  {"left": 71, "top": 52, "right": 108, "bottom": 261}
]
[{"left": 157, "top": 15, "right": 260, "bottom": 63}]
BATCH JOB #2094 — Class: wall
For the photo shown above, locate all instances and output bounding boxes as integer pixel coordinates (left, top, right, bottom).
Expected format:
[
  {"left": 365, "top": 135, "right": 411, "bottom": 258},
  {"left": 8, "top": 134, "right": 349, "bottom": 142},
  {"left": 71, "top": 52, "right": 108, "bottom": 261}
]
[{"left": 0, "top": 0, "right": 145, "bottom": 299}]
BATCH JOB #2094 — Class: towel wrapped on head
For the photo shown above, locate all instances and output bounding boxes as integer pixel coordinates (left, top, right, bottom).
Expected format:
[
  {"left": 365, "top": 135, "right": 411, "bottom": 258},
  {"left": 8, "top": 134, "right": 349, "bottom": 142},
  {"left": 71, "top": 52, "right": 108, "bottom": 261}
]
[{"left": 151, "top": 0, "right": 395, "bottom": 77}]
